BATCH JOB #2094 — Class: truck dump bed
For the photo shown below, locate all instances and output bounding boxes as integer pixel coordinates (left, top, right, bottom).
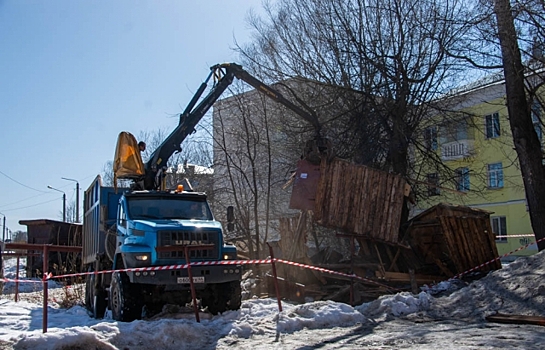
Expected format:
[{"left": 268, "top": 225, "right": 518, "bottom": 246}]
[{"left": 82, "top": 175, "right": 125, "bottom": 265}]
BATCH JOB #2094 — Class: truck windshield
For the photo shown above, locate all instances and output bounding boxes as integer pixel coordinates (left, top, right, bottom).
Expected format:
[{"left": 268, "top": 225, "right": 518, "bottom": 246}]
[{"left": 127, "top": 197, "right": 213, "bottom": 220}]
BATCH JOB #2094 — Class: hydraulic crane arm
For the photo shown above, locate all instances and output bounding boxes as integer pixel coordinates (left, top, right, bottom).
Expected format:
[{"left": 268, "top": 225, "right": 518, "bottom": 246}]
[
  {"left": 220, "top": 63, "right": 322, "bottom": 133},
  {"left": 144, "top": 62, "right": 326, "bottom": 190}
]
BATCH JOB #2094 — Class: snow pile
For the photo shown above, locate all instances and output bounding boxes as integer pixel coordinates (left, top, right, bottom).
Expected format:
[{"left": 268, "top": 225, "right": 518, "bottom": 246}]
[{"left": 358, "top": 249, "right": 545, "bottom": 322}]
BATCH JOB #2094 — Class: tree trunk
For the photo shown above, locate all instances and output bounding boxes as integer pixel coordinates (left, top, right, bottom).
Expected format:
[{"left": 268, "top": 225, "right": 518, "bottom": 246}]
[{"left": 494, "top": 0, "right": 545, "bottom": 251}]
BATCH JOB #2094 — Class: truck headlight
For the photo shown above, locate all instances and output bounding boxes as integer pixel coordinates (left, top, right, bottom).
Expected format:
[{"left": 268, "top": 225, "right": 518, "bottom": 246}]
[
  {"left": 135, "top": 254, "right": 149, "bottom": 261},
  {"left": 223, "top": 252, "right": 237, "bottom": 260}
]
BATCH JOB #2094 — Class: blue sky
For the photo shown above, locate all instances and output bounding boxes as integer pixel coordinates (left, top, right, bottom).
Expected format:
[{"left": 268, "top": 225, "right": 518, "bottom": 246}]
[{"left": 0, "top": 0, "right": 265, "bottom": 233}]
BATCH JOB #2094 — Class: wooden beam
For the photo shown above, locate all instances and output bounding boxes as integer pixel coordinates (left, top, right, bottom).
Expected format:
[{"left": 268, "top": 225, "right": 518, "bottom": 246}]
[
  {"left": 376, "top": 271, "right": 442, "bottom": 284},
  {"left": 486, "top": 313, "right": 545, "bottom": 327}
]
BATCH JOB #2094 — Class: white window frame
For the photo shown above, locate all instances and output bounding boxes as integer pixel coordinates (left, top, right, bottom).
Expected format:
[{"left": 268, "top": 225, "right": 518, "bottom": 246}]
[
  {"left": 487, "top": 163, "right": 503, "bottom": 188},
  {"left": 455, "top": 167, "right": 470, "bottom": 192},
  {"left": 425, "top": 126, "right": 438, "bottom": 151},
  {"left": 492, "top": 216, "right": 507, "bottom": 242},
  {"left": 485, "top": 112, "right": 500, "bottom": 139}
]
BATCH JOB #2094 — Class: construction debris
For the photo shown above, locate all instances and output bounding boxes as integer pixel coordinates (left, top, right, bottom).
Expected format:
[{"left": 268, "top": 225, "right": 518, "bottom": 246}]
[{"left": 263, "top": 159, "right": 503, "bottom": 305}]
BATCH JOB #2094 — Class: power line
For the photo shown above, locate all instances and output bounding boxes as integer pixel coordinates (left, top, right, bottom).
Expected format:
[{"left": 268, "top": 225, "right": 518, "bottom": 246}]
[
  {"left": 0, "top": 192, "right": 50, "bottom": 209},
  {"left": 1, "top": 198, "right": 59, "bottom": 212},
  {"left": 0, "top": 169, "right": 48, "bottom": 193},
  {"left": 0, "top": 173, "right": 97, "bottom": 210}
]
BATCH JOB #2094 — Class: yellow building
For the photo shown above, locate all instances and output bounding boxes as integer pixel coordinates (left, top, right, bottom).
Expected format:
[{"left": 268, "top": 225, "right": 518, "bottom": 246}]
[{"left": 413, "top": 74, "right": 542, "bottom": 261}]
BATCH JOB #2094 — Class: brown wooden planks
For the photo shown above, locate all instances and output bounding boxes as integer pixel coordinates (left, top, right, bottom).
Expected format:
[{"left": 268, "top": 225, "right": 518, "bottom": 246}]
[{"left": 314, "top": 159, "right": 406, "bottom": 243}]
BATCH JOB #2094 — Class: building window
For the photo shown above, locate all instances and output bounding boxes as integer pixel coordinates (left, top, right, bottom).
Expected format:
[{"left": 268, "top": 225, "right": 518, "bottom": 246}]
[
  {"left": 425, "top": 126, "right": 438, "bottom": 151},
  {"left": 455, "top": 167, "right": 470, "bottom": 192},
  {"left": 440, "top": 119, "right": 469, "bottom": 143},
  {"left": 492, "top": 216, "right": 507, "bottom": 242},
  {"left": 532, "top": 100, "right": 542, "bottom": 141},
  {"left": 487, "top": 163, "right": 504, "bottom": 188},
  {"left": 427, "top": 173, "right": 440, "bottom": 196},
  {"left": 485, "top": 112, "right": 500, "bottom": 139}
]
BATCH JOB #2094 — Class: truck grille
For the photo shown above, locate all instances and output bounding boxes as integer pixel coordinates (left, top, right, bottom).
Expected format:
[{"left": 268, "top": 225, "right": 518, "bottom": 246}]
[{"left": 157, "top": 230, "right": 219, "bottom": 260}]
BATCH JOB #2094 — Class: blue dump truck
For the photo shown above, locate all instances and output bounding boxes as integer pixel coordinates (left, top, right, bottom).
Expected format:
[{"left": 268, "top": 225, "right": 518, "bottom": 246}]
[
  {"left": 82, "top": 63, "right": 330, "bottom": 321},
  {"left": 82, "top": 175, "right": 241, "bottom": 321}
]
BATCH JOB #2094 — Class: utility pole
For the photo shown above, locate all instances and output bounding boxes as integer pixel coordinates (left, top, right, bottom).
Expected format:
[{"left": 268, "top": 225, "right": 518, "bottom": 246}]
[
  {"left": 48, "top": 186, "right": 67, "bottom": 222},
  {"left": 76, "top": 182, "right": 79, "bottom": 222},
  {"left": 2, "top": 215, "right": 5, "bottom": 242},
  {"left": 62, "top": 192, "right": 66, "bottom": 222},
  {"left": 62, "top": 177, "right": 80, "bottom": 223}
]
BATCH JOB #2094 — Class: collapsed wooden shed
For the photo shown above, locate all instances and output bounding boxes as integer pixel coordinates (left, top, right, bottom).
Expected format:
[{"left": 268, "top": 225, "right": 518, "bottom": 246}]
[
  {"left": 274, "top": 159, "right": 502, "bottom": 303},
  {"left": 403, "top": 203, "right": 502, "bottom": 277}
]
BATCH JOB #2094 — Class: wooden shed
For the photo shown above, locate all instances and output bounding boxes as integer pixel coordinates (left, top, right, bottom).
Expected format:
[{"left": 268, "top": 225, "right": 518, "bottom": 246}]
[
  {"left": 314, "top": 158, "right": 408, "bottom": 243},
  {"left": 19, "top": 219, "right": 82, "bottom": 277},
  {"left": 404, "top": 203, "right": 502, "bottom": 277}
]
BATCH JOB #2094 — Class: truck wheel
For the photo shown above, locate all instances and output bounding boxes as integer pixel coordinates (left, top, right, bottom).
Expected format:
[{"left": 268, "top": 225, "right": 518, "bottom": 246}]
[
  {"left": 110, "top": 271, "right": 143, "bottom": 322},
  {"left": 226, "top": 280, "right": 242, "bottom": 311},
  {"left": 85, "top": 273, "right": 92, "bottom": 311},
  {"left": 93, "top": 289, "right": 108, "bottom": 319},
  {"left": 203, "top": 281, "right": 242, "bottom": 315},
  {"left": 86, "top": 272, "right": 107, "bottom": 319}
]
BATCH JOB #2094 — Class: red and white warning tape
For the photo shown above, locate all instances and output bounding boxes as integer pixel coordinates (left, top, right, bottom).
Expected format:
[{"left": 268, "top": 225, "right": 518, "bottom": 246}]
[
  {"left": 495, "top": 234, "right": 535, "bottom": 238},
  {"left": 0, "top": 277, "right": 43, "bottom": 284},
  {"left": 4, "top": 237, "right": 544, "bottom": 292},
  {"left": 46, "top": 259, "right": 273, "bottom": 280},
  {"left": 274, "top": 258, "right": 402, "bottom": 292},
  {"left": 4, "top": 257, "right": 400, "bottom": 292}
]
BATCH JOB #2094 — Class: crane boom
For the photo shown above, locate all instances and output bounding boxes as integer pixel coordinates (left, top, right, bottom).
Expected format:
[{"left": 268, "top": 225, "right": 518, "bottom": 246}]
[{"left": 144, "top": 63, "right": 327, "bottom": 190}]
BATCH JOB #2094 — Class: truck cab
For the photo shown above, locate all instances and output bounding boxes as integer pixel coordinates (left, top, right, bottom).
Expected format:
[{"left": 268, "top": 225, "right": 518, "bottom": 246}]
[
  {"left": 115, "top": 190, "right": 238, "bottom": 280},
  {"left": 83, "top": 176, "right": 241, "bottom": 322}
]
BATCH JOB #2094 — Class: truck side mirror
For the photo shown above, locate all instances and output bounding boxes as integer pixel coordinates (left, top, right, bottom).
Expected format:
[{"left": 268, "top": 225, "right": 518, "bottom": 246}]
[{"left": 227, "top": 206, "right": 235, "bottom": 223}]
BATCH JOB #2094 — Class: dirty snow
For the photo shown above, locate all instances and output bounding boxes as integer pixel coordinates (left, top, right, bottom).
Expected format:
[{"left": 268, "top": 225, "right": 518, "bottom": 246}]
[{"left": 1, "top": 252, "right": 545, "bottom": 349}]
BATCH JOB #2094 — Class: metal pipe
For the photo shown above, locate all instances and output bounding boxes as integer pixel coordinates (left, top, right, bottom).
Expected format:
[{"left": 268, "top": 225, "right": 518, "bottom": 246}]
[
  {"left": 267, "top": 242, "right": 282, "bottom": 312},
  {"left": 42, "top": 245, "right": 49, "bottom": 333},
  {"left": 15, "top": 255, "right": 20, "bottom": 302}
]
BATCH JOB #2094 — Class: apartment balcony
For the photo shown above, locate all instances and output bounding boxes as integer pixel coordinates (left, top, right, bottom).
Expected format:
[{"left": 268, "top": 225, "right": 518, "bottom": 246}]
[{"left": 441, "top": 139, "right": 475, "bottom": 161}]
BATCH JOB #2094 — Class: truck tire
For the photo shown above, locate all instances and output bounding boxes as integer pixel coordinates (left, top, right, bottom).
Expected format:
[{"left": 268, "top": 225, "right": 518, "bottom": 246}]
[
  {"left": 85, "top": 274, "right": 91, "bottom": 311},
  {"left": 110, "top": 271, "right": 143, "bottom": 322},
  {"left": 203, "top": 280, "right": 242, "bottom": 315},
  {"left": 85, "top": 270, "right": 107, "bottom": 319},
  {"left": 93, "top": 289, "right": 108, "bottom": 319}
]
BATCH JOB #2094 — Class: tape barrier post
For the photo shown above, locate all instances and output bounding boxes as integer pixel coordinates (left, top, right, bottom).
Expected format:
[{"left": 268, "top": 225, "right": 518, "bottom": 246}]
[
  {"left": 42, "top": 245, "right": 49, "bottom": 334},
  {"left": 267, "top": 243, "right": 282, "bottom": 312},
  {"left": 15, "top": 255, "right": 20, "bottom": 303},
  {"left": 184, "top": 246, "right": 200, "bottom": 323}
]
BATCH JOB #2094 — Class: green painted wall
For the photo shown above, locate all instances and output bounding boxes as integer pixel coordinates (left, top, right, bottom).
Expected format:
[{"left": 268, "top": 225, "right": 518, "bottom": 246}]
[{"left": 414, "top": 83, "right": 541, "bottom": 259}]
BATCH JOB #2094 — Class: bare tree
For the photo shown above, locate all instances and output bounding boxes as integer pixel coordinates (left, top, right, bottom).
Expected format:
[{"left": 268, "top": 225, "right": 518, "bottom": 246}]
[
  {"left": 450, "top": 0, "right": 545, "bottom": 251},
  {"left": 212, "top": 83, "right": 294, "bottom": 258},
  {"left": 12, "top": 230, "right": 27, "bottom": 243},
  {"left": 492, "top": 0, "right": 545, "bottom": 251},
  {"left": 65, "top": 200, "right": 78, "bottom": 223},
  {"left": 236, "top": 0, "right": 476, "bottom": 214}
]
